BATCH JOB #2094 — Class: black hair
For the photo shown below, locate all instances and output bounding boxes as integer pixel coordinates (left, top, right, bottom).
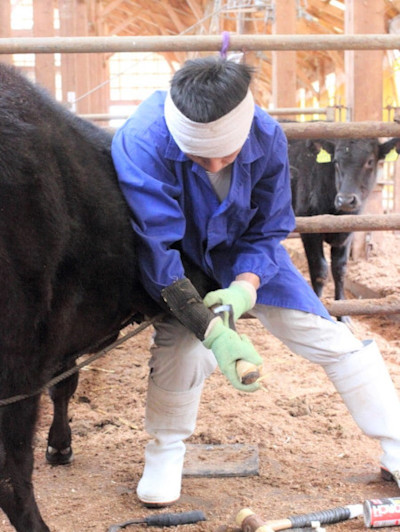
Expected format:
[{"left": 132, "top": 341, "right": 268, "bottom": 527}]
[{"left": 169, "top": 56, "right": 255, "bottom": 123}]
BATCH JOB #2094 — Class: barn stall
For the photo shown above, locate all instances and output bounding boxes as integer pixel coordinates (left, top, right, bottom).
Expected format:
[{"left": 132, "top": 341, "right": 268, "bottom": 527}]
[{"left": 2, "top": 1, "right": 400, "bottom": 531}]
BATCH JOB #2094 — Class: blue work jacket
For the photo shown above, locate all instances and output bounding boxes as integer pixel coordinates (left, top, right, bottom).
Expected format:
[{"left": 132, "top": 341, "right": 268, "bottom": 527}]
[{"left": 111, "top": 91, "right": 330, "bottom": 319}]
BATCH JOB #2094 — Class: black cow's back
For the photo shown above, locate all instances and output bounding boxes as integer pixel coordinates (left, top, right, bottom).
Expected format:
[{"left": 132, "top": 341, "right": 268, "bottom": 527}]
[{"left": 0, "top": 63, "right": 156, "bottom": 387}]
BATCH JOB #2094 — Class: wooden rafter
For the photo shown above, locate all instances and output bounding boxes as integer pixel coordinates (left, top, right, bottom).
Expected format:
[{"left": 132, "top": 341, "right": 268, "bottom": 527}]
[
  {"left": 159, "top": 0, "right": 187, "bottom": 34},
  {"left": 96, "top": 0, "right": 400, "bottom": 104}
]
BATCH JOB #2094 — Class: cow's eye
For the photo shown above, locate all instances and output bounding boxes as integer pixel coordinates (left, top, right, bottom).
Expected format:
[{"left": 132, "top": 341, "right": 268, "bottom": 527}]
[{"left": 366, "top": 158, "right": 375, "bottom": 168}]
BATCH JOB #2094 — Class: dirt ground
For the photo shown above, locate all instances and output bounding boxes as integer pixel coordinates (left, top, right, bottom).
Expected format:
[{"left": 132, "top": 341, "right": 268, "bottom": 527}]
[{"left": 3, "top": 232, "right": 400, "bottom": 532}]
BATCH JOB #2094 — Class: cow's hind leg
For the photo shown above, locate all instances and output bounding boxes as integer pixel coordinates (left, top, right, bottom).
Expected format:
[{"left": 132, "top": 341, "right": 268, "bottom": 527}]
[
  {"left": 46, "top": 367, "right": 79, "bottom": 465},
  {"left": 0, "top": 398, "right": 50, "bottom": 532},
  {"left": 301, "top": 233, "right": 328, "bottom": 297}
]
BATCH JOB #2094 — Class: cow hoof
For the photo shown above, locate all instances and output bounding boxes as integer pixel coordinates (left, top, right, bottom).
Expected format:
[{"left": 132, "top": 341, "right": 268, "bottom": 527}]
[{"left": 46, "top": 445, "right": 74, "bottom": 465}]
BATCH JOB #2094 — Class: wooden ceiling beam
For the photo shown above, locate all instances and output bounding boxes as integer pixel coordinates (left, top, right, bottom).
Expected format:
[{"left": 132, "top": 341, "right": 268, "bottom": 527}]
[
  {"left": 136, "top": 1, "right": 185, "bottom": 30},
  {"left": 110, "top": 19, "right": 140, "bottom": 35},
  {"left": 308, "top": 2, "right": 344, "bottom": 23},
  {"left": 325, "top": 50, "right": 343, "bottom": 70},
  {"left": 386, "top": 0, "right": 400, "bottom": 12},
  {"left": 109, "top": 9, "right": 179, "bottom": 35},
  {"left": 186, "top": 0, "right": 203, "bottom": 21},
  {"left": 303, "top": 14, "right": 343, "bottom": 33},
  {"left": 159, "top": 0, "right": 187, "bottom": 34},
  {"left": 98, "top": 0, "right": 125, "bottom": 19}
]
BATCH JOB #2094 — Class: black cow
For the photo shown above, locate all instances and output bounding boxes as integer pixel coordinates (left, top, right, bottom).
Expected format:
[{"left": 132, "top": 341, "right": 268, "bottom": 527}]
[
  {"left": 289, "top": 137, "right": 400, "bottom": 316},
  {"left": 0, "top": 63, "right": 214, "bottom": 532}
]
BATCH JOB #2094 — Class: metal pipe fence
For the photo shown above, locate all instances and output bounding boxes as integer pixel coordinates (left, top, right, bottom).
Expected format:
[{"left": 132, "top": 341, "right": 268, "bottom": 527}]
[
  {"left": 1, "top": 34, "right": 400, "bottom": 54},
  {"left": 2, "top": 32, "right": 400, "bottom": 317}
]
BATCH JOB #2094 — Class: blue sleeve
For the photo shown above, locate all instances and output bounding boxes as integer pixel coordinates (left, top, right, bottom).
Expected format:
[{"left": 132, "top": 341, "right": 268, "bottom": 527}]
[
  {"left": 111, "top": 124, "right": 186, "bottom": 302},
  {"left": 230, "top": 126, "right": 295, "bottom": 286}
]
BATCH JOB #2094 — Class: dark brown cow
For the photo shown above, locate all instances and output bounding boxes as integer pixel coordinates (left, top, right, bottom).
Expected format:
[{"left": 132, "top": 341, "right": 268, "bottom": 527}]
[{"left": 0, "top": 63, "right": 214, "bottom": 531}]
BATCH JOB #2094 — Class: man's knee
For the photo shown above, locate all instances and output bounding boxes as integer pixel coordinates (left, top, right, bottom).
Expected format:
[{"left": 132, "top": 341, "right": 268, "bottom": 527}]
[{"left": 149, "top": 315, "right": 217, "bottom": 391}]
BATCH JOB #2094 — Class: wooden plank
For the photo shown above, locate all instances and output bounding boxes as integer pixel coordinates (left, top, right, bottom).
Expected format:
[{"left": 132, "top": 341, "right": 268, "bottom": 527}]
[
  {"left": 0, "top": 0, "right": 12, "bottom": 64},
  {"left": 183, "top": 444, "right": 259, "bottom": 478},
  {"left": 58, "top": 0, "right": 77, "bottom": 108},
  {"left": 75, "top": 0, "right": 90, "bottom": 114},
  {"left": 272, "top": 0, "right": 297, "bottom": 109},
  {"left": 345, "top": 0, "right": 385, "bottom": 123},
  {"left": 91, "top": 0, "right": 110, "bottom": 115},
  {"left": 33, "top": 0, "right": 56, "bottom": 95},
  {"left": 345, "top": 0, "right": 386, "bottom": 258}
]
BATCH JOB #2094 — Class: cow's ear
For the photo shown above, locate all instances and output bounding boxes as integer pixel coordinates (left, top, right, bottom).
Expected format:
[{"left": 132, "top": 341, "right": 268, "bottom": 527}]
[
  {"left": 306, "top": 140, "right": 334, "bottom": 162},
  {"left": 379, "top": 138, "right": 400, "bottom": 160},
  {"left": 316, "top": 148, "right": 332, "bottom": 163},
  {"left": 320, "top": 140, "right": 335, "bottom": 156},
  {"left": 305, "top": 140, "right": 320, "bottom": 155},
  {"left": 306, "top": 140, "right": 330, "bottom": 155}
]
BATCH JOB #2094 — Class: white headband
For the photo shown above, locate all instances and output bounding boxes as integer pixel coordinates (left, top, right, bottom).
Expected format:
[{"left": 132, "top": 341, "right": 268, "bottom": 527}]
[{"left": 164, "top": 89, "right": 254, "bottom": 158}]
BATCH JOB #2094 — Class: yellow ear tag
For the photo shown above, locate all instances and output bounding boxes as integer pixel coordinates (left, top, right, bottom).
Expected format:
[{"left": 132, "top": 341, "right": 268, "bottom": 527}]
[
  {"left": 316, "top": 148, "right": 332, "bottom": 163},
  {"left": 385, "top": 147, "right": 399, "bottom": 162}
]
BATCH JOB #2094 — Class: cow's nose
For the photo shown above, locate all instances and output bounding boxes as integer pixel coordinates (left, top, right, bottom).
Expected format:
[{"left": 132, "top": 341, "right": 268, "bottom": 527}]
[{"left": 334, "top": 193, "right": 360, "bottom": 212}]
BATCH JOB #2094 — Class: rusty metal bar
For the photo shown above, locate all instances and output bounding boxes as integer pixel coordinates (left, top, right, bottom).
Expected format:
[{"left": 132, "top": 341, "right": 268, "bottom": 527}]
[
  {"left": 268, "top": 107, "right": 329, "bottom": 116},
  {"left": 2, "top": 32, "right": 396, "bottom": 319},
  {"left": 323, "top": 295, "right": 400, "bottom": 317},
  {"left": 294, "top": 214, "right": 400, "bottom": 233},
  {"left": 291, "top": 216, "right": 400, "bottom": 317},
  {"left": 81, "top": 108, "right": 331, "bottom": 121},
  {"left": 1, "top": 34, "right": 400, "bottom": 55},
  {"left": 80, "top": 113, "right": 129, "bottom": 121},
  {"left": 243, "top": 295, "right": 400, "bottom": 317},
  {"left": 104, "top": 120, "right": 400, "bottom": 138},
  {"left": 281, "top": 120, "right": 400, "bottom": 139}
]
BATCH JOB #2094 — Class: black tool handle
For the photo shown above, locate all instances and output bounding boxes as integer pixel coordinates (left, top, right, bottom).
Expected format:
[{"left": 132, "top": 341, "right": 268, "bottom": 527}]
[
  {"left": 145, "top": 510, "right": 206, "bottom": 527},
  {"left": 289, "top": 506, "right": 351, "bottom": 528}
]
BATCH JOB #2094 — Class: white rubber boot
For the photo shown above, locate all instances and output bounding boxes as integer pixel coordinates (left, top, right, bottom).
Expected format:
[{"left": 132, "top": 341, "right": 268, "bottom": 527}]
[
  {"left": 136, "top": 377, "right": 202, "bottom": 507},
  {"left": 324, "top": 339, "right": 400, "bottom": 482}
]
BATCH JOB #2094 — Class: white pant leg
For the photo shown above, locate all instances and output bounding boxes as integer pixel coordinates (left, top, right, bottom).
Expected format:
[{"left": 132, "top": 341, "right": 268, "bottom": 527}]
[
  {"left": 149, "top": 313, "right": 217, "bottom": 392},
  {"left": 249, "top": 304, "right": 363, "bottom": 364},
  {"left": 250, "top": 304, "right": 400, "bottom": 474},
  {"left": 138, "top": 314, "right": 217, "bottom": 506}
]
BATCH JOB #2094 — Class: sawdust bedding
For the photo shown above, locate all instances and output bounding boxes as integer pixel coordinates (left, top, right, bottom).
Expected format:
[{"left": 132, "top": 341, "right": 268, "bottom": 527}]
[{"left": 3, "top": 234, "right": 400, "bottom": 532}]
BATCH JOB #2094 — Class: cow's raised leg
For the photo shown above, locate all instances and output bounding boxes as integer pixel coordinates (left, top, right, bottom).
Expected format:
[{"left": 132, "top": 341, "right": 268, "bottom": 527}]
[
  {"left": 46, "top": 368, "right": 79, "bottom": 465},
  {"left": 301, "top": 233, "right": 328, "bottom": 297},
  {"left": 0, "top": 398, "right": 50, "bottom": 532}
]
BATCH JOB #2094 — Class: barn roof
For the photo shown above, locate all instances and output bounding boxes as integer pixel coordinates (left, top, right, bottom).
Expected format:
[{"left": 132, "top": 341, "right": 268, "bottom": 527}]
[{"left": 98, "top": 0, "right": 400, "bottom": 107}]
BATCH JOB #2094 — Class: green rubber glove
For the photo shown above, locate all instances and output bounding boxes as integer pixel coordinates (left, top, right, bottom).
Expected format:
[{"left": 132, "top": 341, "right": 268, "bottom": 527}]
[
  {"left": 203, "top": 319, "right": 262, "bottom": 392},
  {"left": 203, "top": 281, "right": 257, "bottom": 322}
]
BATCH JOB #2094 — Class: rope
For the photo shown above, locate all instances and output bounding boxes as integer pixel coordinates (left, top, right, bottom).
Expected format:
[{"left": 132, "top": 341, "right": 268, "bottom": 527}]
[{"left": 0, "top": 313, "right": 164, "bottom": 408}]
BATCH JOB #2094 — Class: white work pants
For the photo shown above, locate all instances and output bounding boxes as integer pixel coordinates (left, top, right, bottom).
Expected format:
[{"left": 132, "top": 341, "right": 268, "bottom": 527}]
[{"left": 147, "top": 305, "right": 400, "bottom": 474}]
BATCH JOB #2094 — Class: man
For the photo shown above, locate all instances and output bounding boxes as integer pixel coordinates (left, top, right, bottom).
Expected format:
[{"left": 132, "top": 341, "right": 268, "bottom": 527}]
[{"left": 111, "top": 56, "right": 400, "bottom": 508}]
